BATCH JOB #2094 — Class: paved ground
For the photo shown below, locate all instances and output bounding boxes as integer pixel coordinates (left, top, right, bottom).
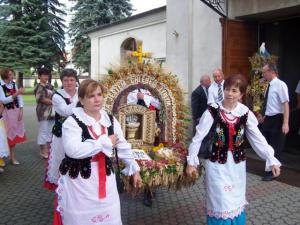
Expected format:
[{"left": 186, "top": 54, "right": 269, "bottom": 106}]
[{"left": 0, "top": 105, "right": 299, "bottom": 225}]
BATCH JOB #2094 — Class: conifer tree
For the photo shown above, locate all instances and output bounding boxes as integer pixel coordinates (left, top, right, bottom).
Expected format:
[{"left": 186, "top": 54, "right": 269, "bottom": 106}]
[
  {"left": 0, "top": 0, "right": 66, "bottom": 71},
  {"left": 69, "top": 0, "right": 133, "bottom": 72}
]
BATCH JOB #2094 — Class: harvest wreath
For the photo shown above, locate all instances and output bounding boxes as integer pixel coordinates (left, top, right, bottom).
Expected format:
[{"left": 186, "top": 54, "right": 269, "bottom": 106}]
[{"left": 101, "top": 63, "right": 201, "bottom": 191}]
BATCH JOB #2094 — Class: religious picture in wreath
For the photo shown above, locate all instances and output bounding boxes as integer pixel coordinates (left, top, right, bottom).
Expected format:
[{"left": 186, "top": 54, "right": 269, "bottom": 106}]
[{"left": 101, "top": 62, "right": 201, "bottom": 192}]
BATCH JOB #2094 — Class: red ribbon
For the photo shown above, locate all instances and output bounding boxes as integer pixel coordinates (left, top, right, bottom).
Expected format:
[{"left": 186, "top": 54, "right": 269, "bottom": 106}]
[
  {"left": 89, "top": 125, "right": 107, "bottom": 199},
  {"left": 220, "top": 111, "right": 237, "bottom": 151},
  {"left": 92, "top": 153, "right": 106, "bottom": 199},
  {"left": 149, "top": 105, "right": 155, "bottom": 111},
  {"left": 228, "top": 123, "right": 236, "bottom": 151}
]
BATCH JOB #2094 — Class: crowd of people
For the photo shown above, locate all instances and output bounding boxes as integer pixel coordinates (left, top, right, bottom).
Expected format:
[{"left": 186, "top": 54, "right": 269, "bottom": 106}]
[{"left": 0, "top": 63, "right": 299, "bottom": 225}]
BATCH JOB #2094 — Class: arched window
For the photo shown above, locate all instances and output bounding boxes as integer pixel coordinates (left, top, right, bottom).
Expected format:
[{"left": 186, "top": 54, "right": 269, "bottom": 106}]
[{"left": 120, "top": 37, "right": 137, "bottom": 63}]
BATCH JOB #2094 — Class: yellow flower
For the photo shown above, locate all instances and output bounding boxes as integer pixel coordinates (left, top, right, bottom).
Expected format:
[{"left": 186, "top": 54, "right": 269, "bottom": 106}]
[{"left": 152, "top": 143, "right": 164, "bottom": 152}]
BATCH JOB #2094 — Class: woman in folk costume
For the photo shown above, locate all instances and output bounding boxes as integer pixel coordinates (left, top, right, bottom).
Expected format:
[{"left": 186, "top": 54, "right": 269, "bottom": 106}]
[
  {"left": 34, "top": 68, "right": 55, "bottom": 159},
  {"left": 0, "top": 102, "right": 10, "bottom": 172},
  {"left": 44, "top": 69, "right": 79, "bottom": 190},
  {"left": 186, "top": 74, "right": 281, "bottom": 225},
  {"left": 55, "top": 79, "right": 142, "bottom": 225},
  {"left": 0, "top": 69, "right": 26, "bottom": 165}
]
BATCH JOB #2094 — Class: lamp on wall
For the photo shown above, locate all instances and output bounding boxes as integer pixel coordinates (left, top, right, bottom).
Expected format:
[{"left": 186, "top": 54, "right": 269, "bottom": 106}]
[{"left": 172, "top": 30, "right": 179, "bottom": 38}]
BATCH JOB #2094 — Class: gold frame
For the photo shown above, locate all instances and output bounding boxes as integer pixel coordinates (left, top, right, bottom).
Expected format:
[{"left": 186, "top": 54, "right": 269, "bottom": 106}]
[{"left": 118, "top": 104, "right": 156, "bottom": 148}]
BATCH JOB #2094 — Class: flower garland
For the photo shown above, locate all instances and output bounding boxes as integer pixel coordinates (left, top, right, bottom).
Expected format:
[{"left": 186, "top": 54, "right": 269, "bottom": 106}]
[{"left": 122, "top": 143, "right": 202, "bottom": 192}]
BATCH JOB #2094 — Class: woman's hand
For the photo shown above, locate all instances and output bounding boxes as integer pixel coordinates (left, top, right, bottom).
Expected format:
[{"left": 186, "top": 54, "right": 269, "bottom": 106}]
[
  {"left": 132, "top": 172, "right": 142, "bottom": 188},
  {"left": 17, "top": 88, "right": 25, "bottom": 95},
  {"left": 272, "top": 165, "right": 280, "bottom": 178},
  {"left": 109, "top": 134, "right": 117, "bottom": 148},
  {"left": 18, "top": 108, "right": 23, "bottom": 121},
  {"left": 12, "top": 88, "right": 25, "bottom": 99},
  {"left": 186, "top": 165, "right": 198, "bottom": 178},
  {"left": 256, "top": 113, "right": 264, "bottom": 124}
]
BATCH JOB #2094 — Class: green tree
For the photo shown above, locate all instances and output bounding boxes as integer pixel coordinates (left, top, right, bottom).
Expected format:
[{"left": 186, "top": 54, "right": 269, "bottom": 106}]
[
  {"left": 53, "top": 79, "right": 58, "bottom": 89},
  {"left": 69, "top": 0, "right": 133, "bottom": 72},
  {"left": 0, "top": 0, "right": 66, "bottom": 72},
  {"left": 0, "top": 0, "right": 25, "bottom": 70},
  {"left": 34, "top": 78, "right": 38, "bottom": 87}
]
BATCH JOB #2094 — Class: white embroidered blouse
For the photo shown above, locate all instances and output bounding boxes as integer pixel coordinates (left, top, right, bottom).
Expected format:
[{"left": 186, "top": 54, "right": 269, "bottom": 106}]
[
  {"left": 0, "top": 80, "right": 24, "bottom": 107},
  {"left": 62, "top": 107, "right": 140, "bottom": 176},
  {"left": 52, "top": 88, "right": 78, "bottom": 117},
  {"left": 188, "top": 102, "right": 281, "bottom": 171}
]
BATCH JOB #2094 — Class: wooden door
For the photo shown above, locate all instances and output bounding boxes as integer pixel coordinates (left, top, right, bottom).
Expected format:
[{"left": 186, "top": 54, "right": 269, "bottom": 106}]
[{"left": 221, "top": 18, "right": 258, "bottom": 79}]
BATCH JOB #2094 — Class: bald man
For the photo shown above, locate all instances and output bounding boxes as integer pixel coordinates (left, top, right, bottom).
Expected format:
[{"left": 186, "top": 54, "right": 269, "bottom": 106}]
[
  {"left": 207, "top": 69, "right": 225, "bottom": 105},
  {"left": 191, "top": 75, "right": 211, "bottom": 133}
]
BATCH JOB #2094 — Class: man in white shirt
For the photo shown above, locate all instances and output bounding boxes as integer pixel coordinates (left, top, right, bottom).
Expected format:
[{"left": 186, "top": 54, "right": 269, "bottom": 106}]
[
  {"left": 207, "top": 69, "right": 224, "bottom": 105},
  {"left": 259, "top": 63, "right": 289, "bottom": 181}
]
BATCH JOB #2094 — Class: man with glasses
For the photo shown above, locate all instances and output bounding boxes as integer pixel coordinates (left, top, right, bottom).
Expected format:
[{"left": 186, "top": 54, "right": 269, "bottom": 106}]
[{"left": 259, "top": 63, "right": 289, "bottom": 181}]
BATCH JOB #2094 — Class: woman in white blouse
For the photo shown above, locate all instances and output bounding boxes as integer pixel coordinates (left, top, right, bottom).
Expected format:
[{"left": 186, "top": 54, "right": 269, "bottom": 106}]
[
  {"left": 0, "top": 68, "right": 26, "bottom": 165},
  {"left": 186, "top": 74, "right": 281, "bottom": 225},
  {"left": 56, "top": 79, "right": 142, "bottom": 225},
  {"left": 44, "top": 69, "right": 79, "bottom": 190}
]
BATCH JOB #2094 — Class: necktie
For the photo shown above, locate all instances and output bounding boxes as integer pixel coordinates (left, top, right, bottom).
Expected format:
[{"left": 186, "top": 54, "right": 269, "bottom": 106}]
[
  {"left": 203, "top": 86, "right": 208, "bottom": 97},
  {"left": 217, "top": 83, "right": 223, "bottom": 102},
  {"left": 261, "top": 84, "right": 270, "bottom": 116}
]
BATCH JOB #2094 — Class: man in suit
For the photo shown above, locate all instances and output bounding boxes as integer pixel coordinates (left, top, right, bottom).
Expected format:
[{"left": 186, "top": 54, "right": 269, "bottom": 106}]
[{"left": 191, "top": 75, "right": 211, "bottom": 133}]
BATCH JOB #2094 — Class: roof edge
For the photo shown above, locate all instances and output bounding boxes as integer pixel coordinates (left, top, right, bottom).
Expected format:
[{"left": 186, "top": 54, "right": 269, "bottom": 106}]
[{"left": 85, "top": 5, "right": 166, "bottom": 34}]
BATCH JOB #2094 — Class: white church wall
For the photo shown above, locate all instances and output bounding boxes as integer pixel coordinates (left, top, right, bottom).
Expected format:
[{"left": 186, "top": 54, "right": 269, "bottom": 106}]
[
  {"left": 166, "top": 0, "right": 222, "bottom": 95},
  {"left": 90, "top": 37, "right": 100, "bottom": 80},
  {"left": 88, "top": 8, "right": 166, "bottom": 81},
  {"left": 191, "top": 0, "right": 222, "bottom": 91},
  {"left": 166, "top": 0, "right": 191, "bottom": 93}
]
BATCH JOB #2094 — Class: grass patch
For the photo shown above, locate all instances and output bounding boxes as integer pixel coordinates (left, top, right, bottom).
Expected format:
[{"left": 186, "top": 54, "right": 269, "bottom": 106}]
[
  {"left": 24, "top": 87, "right": 35, "bottom": 95},
  {"left": 23, "top": 95, "right": 36, "bottom": 105}
]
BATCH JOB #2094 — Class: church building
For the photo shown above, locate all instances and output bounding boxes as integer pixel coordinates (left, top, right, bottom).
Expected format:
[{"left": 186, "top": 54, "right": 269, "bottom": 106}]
[{"left": 87, "top": 0, "right": 300, "bottom": 149}]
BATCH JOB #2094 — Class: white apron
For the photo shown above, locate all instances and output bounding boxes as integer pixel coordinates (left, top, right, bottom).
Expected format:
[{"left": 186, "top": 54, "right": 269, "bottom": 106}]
[
  {"left": 46, "top": 135, "right": 64, "bottom": 185},
  {"left": 205, "top": 151, "right": 247, "bottom": 219},
  {"left": 56, "top": 161, "right": 122, "bottom": 225},
  {"left": 0, "top": 118, "right": 9, "bottom": 158}
]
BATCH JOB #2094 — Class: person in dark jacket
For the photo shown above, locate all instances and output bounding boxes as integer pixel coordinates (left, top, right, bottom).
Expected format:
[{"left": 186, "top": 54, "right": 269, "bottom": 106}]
[{"left": 191, "top": 75, "right": 211, "bottom": 133}]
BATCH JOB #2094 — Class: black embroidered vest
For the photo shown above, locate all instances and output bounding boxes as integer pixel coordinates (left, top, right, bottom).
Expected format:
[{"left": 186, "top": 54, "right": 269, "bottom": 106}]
[
  {"left": 52, "top": 91, "right": 71, "bottom": 137},
  {"left": 1, "top": 82, "right": 19, "bottom": 109},
  {"left": 59, "top": 114, "right": 114, "bottom": 179},
  {"left": 208, "top": 106, "right": 248, "bottom": 164}
]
